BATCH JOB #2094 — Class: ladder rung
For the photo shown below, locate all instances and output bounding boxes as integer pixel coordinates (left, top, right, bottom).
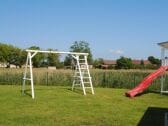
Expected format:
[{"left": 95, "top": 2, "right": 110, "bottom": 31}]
[
  {"left": 85, "top": 87, "right": 92, "bottom": 88},
  {"left": 79, "top": 59, "right": 85, "bottom": 61},
  {"left": 73, "top": 76, "right": 81, "bottom": 78},
  {"left": 79, "top": 63, "right": 86, "bottom": 65},
  {"left": 74, "top": 72, "right": 88, "bottom": 74},
  {"left": 25, "top": 65, "right": 31, "bottom": 68},
  {"left": 81, "top": 68, "right": 88, "bottom": 70},
  {"left": 74, "top": 72, "right": 80, "bottom": 73},
  {"left": 23, "top": 78, "right": 32, "bottom": 80},
  {"left": 74, "top": 84, "right": 81, "bottom": 86},
  {"left": 77, "top": 68, "right": 88, "bottom": 72},
  {"left": 74, "top": 76, "right": 91, "bottom": 79},
  {"left": 76, "top": 67, "right": 88, "bottom": 70},
  {"left": 83, "top": 77, "right": 91, "bottom": 79},
  {"left": 83, "top": 82, "right": 90, "bottom": 83}
]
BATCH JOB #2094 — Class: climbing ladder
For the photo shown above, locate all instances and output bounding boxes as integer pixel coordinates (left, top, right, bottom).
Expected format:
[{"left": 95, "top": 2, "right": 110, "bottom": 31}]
[{"left": 72, "top": 55, "right": 94, "bottom": 95}]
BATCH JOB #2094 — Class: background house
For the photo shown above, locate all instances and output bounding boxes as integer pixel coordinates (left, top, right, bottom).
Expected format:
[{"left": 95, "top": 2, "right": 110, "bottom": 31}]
[
  {"left": 132, "top": 60, "right": 151, "bottom": 65},
  {"left": 101, "top": 59, "right": 151, "bottom": 69},
  {"left": 101, "top": 60, "right": 116, "bottom": 69}
]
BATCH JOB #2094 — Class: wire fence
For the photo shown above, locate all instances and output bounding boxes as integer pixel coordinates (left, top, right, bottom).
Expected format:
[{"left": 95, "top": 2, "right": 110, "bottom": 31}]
[{"left": 0, "top": 68, "right": 168, "bottom": 92}]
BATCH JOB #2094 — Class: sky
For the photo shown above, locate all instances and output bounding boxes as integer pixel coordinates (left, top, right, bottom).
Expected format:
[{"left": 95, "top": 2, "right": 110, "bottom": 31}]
[{"left": 0, "top": 0, "right": 168, "bottom": 60}]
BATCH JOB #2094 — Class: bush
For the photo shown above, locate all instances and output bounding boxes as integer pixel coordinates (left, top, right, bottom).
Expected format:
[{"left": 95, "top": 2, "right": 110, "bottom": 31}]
[{"left": 116, "top": 57, "right": 133, "bottom": 69}]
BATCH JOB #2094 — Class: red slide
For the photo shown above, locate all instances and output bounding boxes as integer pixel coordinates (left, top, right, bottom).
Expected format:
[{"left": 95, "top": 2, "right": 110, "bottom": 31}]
[{"left": 125, "top": 66, "right": 168, "bottom": 97}]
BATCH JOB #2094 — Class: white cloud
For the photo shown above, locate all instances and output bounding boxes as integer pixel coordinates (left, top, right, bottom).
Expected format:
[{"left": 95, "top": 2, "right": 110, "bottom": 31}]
[{"left": 110, "top": 49, "right": 124, "bottom": 55}]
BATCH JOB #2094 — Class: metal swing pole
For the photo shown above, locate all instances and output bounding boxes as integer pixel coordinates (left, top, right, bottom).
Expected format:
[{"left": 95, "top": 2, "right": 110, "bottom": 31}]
[
  {"left": 29, "top": 52, "right": 35, "bottom": 99},
  {"left": 22, "top": 51, "right": 37, "bottom": 99},
  {"left": 22, "top": 53, "right": 29, "bottom": 95},
  {"left": 161, "top": 47, "right": 165, "bottom": 94}
]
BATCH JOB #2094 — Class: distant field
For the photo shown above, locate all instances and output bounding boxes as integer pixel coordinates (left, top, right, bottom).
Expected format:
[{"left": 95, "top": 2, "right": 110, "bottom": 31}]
[
  {"left": 0, "top": 68, "right": 166, "bottom": 91},
  {"left": 0, "top": 85, "right": 167, "bottom": 126}
]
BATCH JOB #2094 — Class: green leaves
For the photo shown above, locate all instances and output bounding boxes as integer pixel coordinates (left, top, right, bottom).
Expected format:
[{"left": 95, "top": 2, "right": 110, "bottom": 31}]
[
  {"left": 116, "top": 56, "right": 133, "bottom": 69},
  {"left": 148, "top": 56, "right": 161, "bottom": 66},
  {"left": 0, "top": 43, "right": 27, "bottom": 68},
  {"left": 64, "top": 41, "right": 93, "bottom": 66}
]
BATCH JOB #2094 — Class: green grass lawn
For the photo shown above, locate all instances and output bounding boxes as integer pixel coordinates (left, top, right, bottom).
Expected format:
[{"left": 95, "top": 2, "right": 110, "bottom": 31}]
[{"left": 0, "top": 85, "right": 167, "bottom": 126}]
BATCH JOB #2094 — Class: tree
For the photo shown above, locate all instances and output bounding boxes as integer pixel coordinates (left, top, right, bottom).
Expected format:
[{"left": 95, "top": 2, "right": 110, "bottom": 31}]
[
  {"left": 148, "top": 56, "right": 160, "bottom": 66},
  {"left": 64, "top": 55, "right": 72, "bottom": 66},
  {"left": 28, "top": 46, "right": 42, "bottom": 67},
  {"left": 64, "top": 41, "right": 93, "bottom": 66},
  {"left": 28, "top": 47, "right": 61, "bottom": 68},
  {"left": 140, "top": 59, "right": 144, "bottom": 66},
  {"left": 0, "top": 43, "right": 26, "bottom": 68},
  {"left": 46, "top": 48, "right": 60, "bottom": 67},
  {"left": 7, "top": 47, "right": 26, "bottom": 68},
  {"left": 133, "top": 59, "right": 145, "bottom": 69},
  {"left": 18, "top": 50, "right": 27, "bottom": 67},
  {"left": 116, "top": 56, "right": 133, "bottom": 69},
  {"left": 93, "top": 58, "right": 103, "bottom": 68},
  {"left": 0, "top": 43, "right": 10, "bottom": 63}
]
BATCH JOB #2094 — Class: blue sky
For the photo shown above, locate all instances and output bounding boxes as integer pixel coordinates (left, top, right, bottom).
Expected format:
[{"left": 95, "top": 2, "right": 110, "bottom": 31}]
[{"left": 0, "top": 0, "right": 168, "bottom": 59}]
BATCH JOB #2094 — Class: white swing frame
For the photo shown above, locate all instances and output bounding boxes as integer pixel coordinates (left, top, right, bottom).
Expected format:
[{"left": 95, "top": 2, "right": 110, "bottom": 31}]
[{"left": 22, "top": 49, "right": 94, "bottom": 99}]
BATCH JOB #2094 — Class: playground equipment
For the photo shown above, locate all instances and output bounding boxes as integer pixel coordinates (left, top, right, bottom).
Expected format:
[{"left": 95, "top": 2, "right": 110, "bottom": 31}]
[
  {"left": 126, "top": 42, "right": 168, "bottom": 97},
  {"left": 22, "top": 49, "right": 94, "bottom": 99}
]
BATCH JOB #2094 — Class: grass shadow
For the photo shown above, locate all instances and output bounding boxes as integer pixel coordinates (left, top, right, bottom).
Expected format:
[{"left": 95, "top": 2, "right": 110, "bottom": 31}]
[
  {"left": 138, "top": 107, "right": 168, "bottom": 126},
  {"left": 133, "top": 90, "right": 168, "bottom": 97},
  {"left": 67, "top": 87, "right": 84, "bottom": 95},
  {"left": 149, "top": 90, "right": 168, "bottom": 96},
  {"left": 21, "top": 89, "right": 32, "bottom": 98},
  {"left": 67, "top": 87, "right": 93, "bottom": 95},
  {"left": 20, "top": 86, "right": 94, "bottom": 97}
]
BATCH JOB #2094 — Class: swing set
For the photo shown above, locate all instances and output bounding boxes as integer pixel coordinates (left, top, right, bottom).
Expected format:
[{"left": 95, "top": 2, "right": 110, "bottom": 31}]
[{"left": 22, "top": 49, "right": 94, "bottom": 99}]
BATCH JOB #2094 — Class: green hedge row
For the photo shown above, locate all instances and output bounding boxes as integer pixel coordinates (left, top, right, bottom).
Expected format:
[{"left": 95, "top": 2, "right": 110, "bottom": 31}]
[{"left": 0, "top": 68, "right": 167, "bottom": 91}]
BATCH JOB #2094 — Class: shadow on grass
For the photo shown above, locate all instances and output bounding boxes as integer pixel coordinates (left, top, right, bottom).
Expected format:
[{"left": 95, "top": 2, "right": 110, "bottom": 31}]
[
  {"left": 138, "top": 107, "right": 168, "bottom": 126},
  {"left": 149, "top": 90, "right": 168, "bottom": 96},
  {"left": 67, "top": 88, "right": 84, "bottom": 95},
  {"left": 67, "top": 87, "right": 93, "bottom": 95},
  {"left": 20, "top": 86, "right": 93, "bottom": 97},
  {"left": 21, "top": 89, "right": 32, "bottom": 98},
  {"left": 133, "top": 90, "right": 168, "bottom": 97}
]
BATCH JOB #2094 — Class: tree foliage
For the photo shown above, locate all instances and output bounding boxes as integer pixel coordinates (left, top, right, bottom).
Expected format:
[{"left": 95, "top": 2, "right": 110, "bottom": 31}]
[
  {"left": 116, "top": 57, "right": 133, "bottom": 69},
  {"left": 28, "top": 47, "right": 61, "bottom": 68},
  {"left": 46, "top": 49, "right": 60, "bottom": 67},
  {"left": 93, "top": 58, "right": 104, "bottom": 68},
  {"left": 28, "top": 46, "right": 42, "bottom": 67},
  {"left": 0, "top": 43, "right": 26, "bottom": 68},
  {"left": 0, "top": 43, "right": 61, "bottom": 68},
  {"left": 64, "top": 55, "right": 72, "bottom": 66},
  {"left": 148, "top": 56, "right": 160, "bottom": 66},
  {"left": 64, "top": 41, "right": 93, "bottom": 66}
]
